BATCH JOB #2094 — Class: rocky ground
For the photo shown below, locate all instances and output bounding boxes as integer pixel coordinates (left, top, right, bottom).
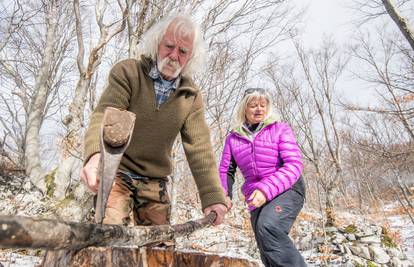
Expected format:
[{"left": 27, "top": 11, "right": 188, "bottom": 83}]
[{"left": 0, "top": 174, "right": 413, "bottom": 267}]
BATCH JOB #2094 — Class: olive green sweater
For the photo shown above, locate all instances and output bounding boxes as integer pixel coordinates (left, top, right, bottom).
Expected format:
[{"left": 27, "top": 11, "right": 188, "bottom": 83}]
[{"left": 84, "top": 56, "right": 226, "bottom": 210}]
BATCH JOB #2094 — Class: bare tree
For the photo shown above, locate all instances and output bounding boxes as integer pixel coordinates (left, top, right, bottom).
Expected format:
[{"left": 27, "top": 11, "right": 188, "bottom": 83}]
[
  {"left": 200, "top": 0, "right": 304, "bottom": 147},
  {"left": 0, "top": 1, "right": 29, "bottom": 53},
  {"left": 347, "top": 32, "right": 414, "bottom": 140},
  {"left": 53, "top": 0, "right": 128, "bottom": 199},
  {"left": 344, "top": 110, "right": 414, "bottom": 219},
  {"left": 352, "top": 0, "right": 414, "bottom": 51},
  {"left": 382, "top": 0, "right": 414, "bottom": 51},
  {"left": 165, "top": 0, "right": 305, "bottom": 233},
  {"left": 343, "top": 0, "right": 414, "bottom": 222},
  {"left": 265, "top": 40, "right": 349, "bottom": 226},
  {"left": 0, "top": 1, "right": 41, "bottom": 169},
  {"left": 0, "top": 0, "right": 74, "bottom": 193}
]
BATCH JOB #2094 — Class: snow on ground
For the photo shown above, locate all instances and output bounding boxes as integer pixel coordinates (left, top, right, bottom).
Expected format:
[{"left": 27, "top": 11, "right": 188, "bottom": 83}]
[
  {"left": 1, "top": 208, "right": 413, "bottom": 266},
  {"left": 1, "top": 176, "right": 413, "bottom": 266},
  {"left": 0, "top": 251, "right": 42, "bottom": 267},
  {"left": 388, "top": 215, "right": 414, "bottom": 261}
]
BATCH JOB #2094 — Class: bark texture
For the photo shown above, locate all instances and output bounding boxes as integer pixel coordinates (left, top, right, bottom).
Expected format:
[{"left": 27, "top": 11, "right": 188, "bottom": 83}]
[
  {"left": 42, "top": 247, "right": 259, "bottom": 267},
  {"left": 0, "top": 213, "right": 215, "bottom": 250},
  {"left": 382, "top": 0, "right": 414, "bottom": 51},
  {"left": 25, "top": 1, "right": 59, "bottom": 192}
]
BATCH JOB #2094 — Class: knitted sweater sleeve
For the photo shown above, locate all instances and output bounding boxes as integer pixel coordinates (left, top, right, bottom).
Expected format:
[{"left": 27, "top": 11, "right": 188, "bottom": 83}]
[
  {"left": 255, "top": 123, "right": 303, "bottom": 201},
  {"left": 83, "top": 60, "right": 133, "bottom": 164},
  {"left": 180, "top": 92, "right": 226, "bottom": 210},
  {"left": 219, "top": 135, "right": 237, "bottom": 199}
]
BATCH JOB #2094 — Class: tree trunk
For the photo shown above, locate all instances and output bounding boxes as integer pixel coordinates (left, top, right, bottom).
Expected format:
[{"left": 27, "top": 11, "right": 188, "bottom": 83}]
[
  {"left": 25, "top": 1, "right": 59, "bottom": 193},
  {"left": 42, "top": 247, "right": 259, "bottom": 267},
  {"left": 382, "top": 0, "right": 414, "bottom": 51},
  {"left": 127, "top": 0, "right": 150, "bottom": 58},
  {"left": 55, "top": 77, "right": 91, "bottom": 199},
  {"left": 325, "top": 185, "right": 337, "bottom": 227},
  {"left": 54, "top": 0, "right": 128, "bottom": 200}
]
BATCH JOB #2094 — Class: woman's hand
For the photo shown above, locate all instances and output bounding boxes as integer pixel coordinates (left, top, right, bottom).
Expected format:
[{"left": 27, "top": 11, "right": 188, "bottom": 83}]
[{"left": 247, "top": 189, "right": 266, "bottom": 208}]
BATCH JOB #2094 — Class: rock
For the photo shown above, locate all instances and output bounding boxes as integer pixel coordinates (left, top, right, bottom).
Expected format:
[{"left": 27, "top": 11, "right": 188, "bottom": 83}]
[
  {"left": 401, "top": 260, "right": 414, "bottom": 267},
  {"left": 333, "top": 233, "right": 347, "bottom": 244},
  {"left": 388, "top": 247, "right": 407, "bottom": 260},
  {"left": 348, "top": 255, "right": 366, "bottom": 266},
  {"left": 346, "top": 233, "right": 356, "bottom": 241},
  {"left": 389, "top": 257, "right": 413, "bottom": 267},
  {"left": 369, "top": 245, "right": 390, "bottom": 264},
  {"left": 360, "top": 235, "right": 381, "bottom": 244},
  {"left": 338, "top": 244, "right": 345, "bottom": 254},
  {"left": 373, "top": 225, "right": 383, "bottom": 235},
  {"left": 390, "top": 257, "right": 403, "bottom": 267},
  {"left": 313, "top": 236, "right": 325, "bottom": 244},
  {"left": 297, "top": 232, "right": 313, "bottom": 250},
  {"left": 354, "top": 224, "right": 375, "bottom": 238},
  {"left": 325, "top": 226, "right": 338, "bottom": 233},
  {"left": 343, "top": 244, "right": 352, "bottom": 255},
  {"left": 349, "top": 245, "right": 371, "bottom": 260}
]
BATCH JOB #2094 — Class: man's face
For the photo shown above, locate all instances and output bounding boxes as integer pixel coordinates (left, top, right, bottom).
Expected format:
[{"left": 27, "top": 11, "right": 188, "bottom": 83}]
[{"left": 157, "top": 23, "right": 194, "bottom": 80}]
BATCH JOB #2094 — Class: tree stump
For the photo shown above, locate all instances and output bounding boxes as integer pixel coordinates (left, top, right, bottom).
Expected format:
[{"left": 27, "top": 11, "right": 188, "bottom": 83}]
[{"left": 42, "top": 247, "right": 259, "bottom": 267}]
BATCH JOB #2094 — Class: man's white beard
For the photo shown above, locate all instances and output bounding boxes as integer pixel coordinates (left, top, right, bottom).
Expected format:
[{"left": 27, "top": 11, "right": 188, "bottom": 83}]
[{"left": 157, "top": 57, "right": 182, "bottom": 79}]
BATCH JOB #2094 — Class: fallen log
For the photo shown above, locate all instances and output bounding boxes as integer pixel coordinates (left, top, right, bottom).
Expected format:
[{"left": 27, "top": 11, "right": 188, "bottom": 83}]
[{"left": 0, "top": 213, "right": 216, "bottom": 250}]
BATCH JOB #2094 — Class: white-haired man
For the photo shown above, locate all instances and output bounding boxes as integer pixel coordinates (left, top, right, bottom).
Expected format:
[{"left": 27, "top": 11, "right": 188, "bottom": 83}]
[{"left": 81, "top": 14, "right": 228, "bottom": 227}]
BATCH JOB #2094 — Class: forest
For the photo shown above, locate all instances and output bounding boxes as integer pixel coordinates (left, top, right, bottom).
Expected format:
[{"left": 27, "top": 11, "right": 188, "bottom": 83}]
[{"left": 0, "top": 0, "right": 413, "bottom": 266}]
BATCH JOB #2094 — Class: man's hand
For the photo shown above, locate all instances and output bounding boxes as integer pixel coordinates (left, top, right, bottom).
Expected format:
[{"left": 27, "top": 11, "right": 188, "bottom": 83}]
[
  {"left": 80, "top": 153, "right": 101, "bottom": 193},
  {"left": 203, "top": 203, "right": 228, "bottom": 226},
  {"left": 225, "top": 196, "right": 233, "bottom": 210},
  {"left": 247, "top": 189, "right": 266, "bottom": 208}
]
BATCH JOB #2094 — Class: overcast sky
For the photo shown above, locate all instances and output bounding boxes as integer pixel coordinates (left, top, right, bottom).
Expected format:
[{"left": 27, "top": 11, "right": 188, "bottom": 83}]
[
  {"left": 301, "top": 0, "right": 357, "bottom": 47},
  {"left": 292, "top": 0, "right": 374, "bottom": 105}
]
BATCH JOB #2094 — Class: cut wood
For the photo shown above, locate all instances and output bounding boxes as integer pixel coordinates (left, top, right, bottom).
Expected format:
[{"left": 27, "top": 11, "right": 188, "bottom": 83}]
[
  {"left": 42, "top": 246, "right": 259, "bottom": 267},
  {"left": 0, "top": 213, "right": 216, "bottom": 250}
]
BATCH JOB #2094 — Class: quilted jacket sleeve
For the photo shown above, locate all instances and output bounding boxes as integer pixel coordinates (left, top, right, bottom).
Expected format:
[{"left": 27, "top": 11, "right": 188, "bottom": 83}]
[
  {"left": 218, "top": 134, "right": 237, "bottom": 197},
  {"left": 255, "top": 123, "right": 303, "bottom": 201}
]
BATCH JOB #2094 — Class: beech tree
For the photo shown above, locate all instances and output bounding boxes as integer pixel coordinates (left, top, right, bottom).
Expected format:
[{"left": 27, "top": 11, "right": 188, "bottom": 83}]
[
  {"left": 352, "top": 0, "right": 414, "bottom": 51},
  {"left": 0, "top": 0, "right": 74, "bottom": 193},
  {"left": 53, "top": 0, "right": 128, "bottom": 199},
  {"left": 265, "top": 40, "right": 349, "bottom": 226}
]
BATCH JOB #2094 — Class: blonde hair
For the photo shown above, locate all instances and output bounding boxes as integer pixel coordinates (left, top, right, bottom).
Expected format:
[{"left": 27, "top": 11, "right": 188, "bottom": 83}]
[
  {"left": 137, "top": 14, "right": 206, "bottom": 78},
  {"left": 233, "top": 89, "right": 274, "bottom": 129}
]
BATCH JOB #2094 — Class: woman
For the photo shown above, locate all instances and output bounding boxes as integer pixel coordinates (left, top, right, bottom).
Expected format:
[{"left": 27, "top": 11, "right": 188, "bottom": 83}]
[{"left": 219, "top": 88, "right": 307, "bottom": 267}]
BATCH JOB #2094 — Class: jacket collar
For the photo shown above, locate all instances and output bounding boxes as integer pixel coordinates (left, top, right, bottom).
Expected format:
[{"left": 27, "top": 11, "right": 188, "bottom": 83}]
[{"left": 234, "top": 115, "right": 279, "bottom": 137}]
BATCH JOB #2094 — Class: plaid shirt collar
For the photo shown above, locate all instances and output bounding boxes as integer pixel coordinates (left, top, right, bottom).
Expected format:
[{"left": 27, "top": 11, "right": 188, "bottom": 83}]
[
  {"left": 149, "top": 64, "right": 181, "bottom": 108},
  {"left": 149, "top": 64, "right": 180, "bottom": 90}
]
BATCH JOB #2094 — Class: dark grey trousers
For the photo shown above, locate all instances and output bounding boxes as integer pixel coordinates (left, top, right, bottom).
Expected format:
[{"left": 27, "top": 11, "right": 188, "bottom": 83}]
[{"left": 250, "top": 189, "right": 307, "bottom": 267}]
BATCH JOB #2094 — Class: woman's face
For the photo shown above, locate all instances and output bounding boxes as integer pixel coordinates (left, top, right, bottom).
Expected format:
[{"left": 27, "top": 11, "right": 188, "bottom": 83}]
[{"left": 245, "top": 97, "right": 268, "bottom": 124}]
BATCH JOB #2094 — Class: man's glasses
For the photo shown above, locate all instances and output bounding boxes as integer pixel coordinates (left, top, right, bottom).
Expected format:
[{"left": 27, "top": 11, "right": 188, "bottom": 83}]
[{"left": 243, "top": 88, "right": 266, "bottom": 98}]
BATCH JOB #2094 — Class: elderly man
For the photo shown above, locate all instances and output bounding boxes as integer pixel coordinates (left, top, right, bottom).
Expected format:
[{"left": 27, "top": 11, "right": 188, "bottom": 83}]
[{"left": 80, "top": 14, "right": 228, "bottom": 227}]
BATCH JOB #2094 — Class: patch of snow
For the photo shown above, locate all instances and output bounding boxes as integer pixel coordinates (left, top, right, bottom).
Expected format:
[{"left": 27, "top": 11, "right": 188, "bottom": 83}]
[
  {"left": 0, "top": 251, "right": 42, "bottom": 267},
  {"left": 387, "top": 215, "right": 414, "bottom": 261}
]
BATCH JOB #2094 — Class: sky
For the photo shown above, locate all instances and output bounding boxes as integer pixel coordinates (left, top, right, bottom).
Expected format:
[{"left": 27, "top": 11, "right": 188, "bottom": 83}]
[
  {"left": 303, "top": 5, "right": 357, "bottom": 49},
  {"left": 293, "top": 0, "right": 375, "bottom": 105},
  {"left": 301, "top": 0, "right": 357, "bottom": 47}
]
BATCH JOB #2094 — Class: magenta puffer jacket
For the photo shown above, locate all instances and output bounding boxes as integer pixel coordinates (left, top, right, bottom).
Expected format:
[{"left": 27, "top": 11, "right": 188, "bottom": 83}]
[{"left": 219, "top": 121, "right": 303, "bottom": 210}]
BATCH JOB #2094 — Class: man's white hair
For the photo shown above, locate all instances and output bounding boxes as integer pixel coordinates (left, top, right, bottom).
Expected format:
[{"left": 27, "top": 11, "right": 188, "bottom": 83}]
[{"left": 137, "top": 14, "right": 206, "bottom": 78}]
